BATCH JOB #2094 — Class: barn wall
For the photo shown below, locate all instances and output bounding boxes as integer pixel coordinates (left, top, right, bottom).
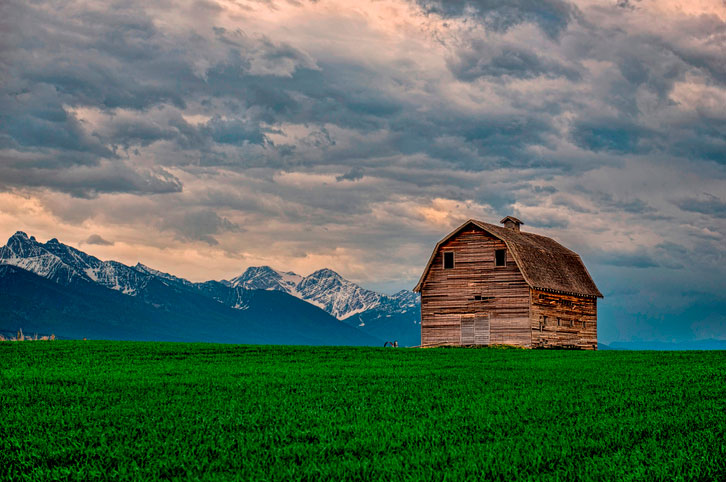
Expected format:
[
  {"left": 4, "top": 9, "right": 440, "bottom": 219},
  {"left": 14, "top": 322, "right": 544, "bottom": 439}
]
[
  {"left": 420, "top": 228, "right": 531, "bottom": 346},
  {"left": 529, "top": 289, "right": 597, "bottom": 350}
]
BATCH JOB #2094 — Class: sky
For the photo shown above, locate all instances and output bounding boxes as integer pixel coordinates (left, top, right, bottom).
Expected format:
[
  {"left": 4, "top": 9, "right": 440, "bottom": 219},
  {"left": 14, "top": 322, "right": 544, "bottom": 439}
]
[{"left": 1, "top": 0, "right": 724, "bottom": 343}]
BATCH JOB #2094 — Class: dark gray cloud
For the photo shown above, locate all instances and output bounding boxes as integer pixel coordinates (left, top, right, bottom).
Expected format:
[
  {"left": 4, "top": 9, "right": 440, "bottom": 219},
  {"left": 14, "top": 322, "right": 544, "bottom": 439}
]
[
  {"left": 83, "top": 234, "right": 114, "bottom": 246},
  {"left": 675, "top": 194, "right": 726, "bottom": 218},
  {"left": 0, "top": 155, "right": 183, "bottom": 198},
  {"left": 597, "top": 250, "right": 660, "bottom": 269},
  {"left": 203, "top": 116, "right": 270, "bottom": 147},
  {"left": 571, "top": 119, "right": 655, "bottom": 155},
  {"left": 572, "top": 188, "right": 656, "bottom": 215},
  {"left": 0, "top": 85, "right": 113, "bottom": 158},
  {"left": 336, "top": 167, "right": 365, "bottom": 182},
  {"left": 416, "top": 0, "right": 577, "bottom": 38},
  {"left": 449, "top": 42, "right": 581, "bottom": 81}
]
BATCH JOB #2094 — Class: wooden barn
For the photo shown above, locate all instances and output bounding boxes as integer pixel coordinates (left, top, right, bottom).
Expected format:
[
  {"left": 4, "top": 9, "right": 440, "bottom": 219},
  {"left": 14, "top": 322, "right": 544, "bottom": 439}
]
[{"left": 413, "top": 217, "right": 603, "bottom": 349}]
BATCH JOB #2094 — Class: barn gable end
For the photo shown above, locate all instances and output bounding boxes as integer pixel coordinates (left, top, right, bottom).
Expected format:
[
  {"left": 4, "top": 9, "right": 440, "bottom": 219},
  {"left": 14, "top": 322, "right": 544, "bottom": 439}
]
[{"left": 417, "top": 225, "right": 531, "bottom": 347}]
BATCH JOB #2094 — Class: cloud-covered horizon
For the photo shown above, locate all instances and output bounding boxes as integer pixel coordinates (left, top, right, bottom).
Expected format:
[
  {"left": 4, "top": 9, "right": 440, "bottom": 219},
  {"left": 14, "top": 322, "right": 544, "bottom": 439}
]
[{"left": 1, "top": 0, "right": 724, "bottom": 343}]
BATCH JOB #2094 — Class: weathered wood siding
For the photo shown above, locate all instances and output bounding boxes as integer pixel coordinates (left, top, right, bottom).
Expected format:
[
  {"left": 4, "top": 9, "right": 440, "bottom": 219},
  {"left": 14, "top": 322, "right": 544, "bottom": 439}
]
[
  {"left": 420, "top": 228, "right": 531, "bottom": 346},
  {"left": 529, "top": 289, "right": 597, "bottom": 350}
]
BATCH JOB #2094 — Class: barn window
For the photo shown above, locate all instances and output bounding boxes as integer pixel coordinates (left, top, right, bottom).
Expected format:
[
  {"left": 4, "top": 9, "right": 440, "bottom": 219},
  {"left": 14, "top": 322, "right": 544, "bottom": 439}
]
[
  {"left": 582, "top": 320, "right": 587, "bottom": 329},
  {"left": 495, "top": 249, "right": 506, "bottom": 266},
  {"left": 557, "top": 317, "right": 561, "bottom": 327},
  {"left": 443, "top": 251, "right": 454, "bottom": 269},
  {"left": 543, "top": 315, "right": 548, "bottom": 326}
]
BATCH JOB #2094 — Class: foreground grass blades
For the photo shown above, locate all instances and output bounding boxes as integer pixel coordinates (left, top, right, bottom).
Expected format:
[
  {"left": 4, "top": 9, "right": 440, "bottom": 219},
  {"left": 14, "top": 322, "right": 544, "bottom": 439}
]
[{"left": 1, "top": 342, "right": 725, "bottom": 481}]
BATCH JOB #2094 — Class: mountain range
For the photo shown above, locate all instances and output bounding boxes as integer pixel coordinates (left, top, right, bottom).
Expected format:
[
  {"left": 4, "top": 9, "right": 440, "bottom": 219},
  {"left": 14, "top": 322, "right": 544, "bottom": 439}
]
[
  {"left": 229, "top": 265, "right": 420, "bottom": 343},
  {"left": 0, "top": 232, "right": 420, "bottom": 346}
]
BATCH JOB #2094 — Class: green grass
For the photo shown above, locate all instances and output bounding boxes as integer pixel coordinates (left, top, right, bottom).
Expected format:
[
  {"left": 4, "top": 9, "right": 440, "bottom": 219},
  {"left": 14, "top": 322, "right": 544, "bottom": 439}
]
[{"left": 1, "top": 342, "right": 725, "bottom": 481}]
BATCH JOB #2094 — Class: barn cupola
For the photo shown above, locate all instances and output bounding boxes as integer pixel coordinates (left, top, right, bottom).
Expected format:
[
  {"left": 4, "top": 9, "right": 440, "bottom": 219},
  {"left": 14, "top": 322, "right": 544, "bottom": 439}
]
[{"left": 500, "top": 216, "right": 523, "bottom": 232}]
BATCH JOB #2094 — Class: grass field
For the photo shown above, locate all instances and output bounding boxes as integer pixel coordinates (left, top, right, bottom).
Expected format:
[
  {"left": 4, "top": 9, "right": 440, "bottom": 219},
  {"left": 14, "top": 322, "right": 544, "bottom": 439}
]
[{"left": 1, "top": 342, "right": 725, "bottom": 481}]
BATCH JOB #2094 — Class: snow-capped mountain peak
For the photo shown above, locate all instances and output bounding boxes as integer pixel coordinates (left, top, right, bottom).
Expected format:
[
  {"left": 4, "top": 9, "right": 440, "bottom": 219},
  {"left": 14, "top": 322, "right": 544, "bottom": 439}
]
[
  {"left": 0, "top": 233, "right": 149, "bottom": 295},
  {"left": 229, "top": 265, "right": 303, "bottom": 294},
  {"left": 227, "top": 265, "right": 416, "bottom": 321},
  {"left": 1, "top": 232, "right": 82, "bottom": 285},
  {"left": 390, "top": 290, "right": 419, "bottom": 309},
  {"left": 295, "top": 268, "right": 380, "bottom": 319},
  {"left": 5, "top": 231, "right": 41, "bottom": 255},
  {"left": 307, "top": 268, "right": 343, "bottom": 280}
]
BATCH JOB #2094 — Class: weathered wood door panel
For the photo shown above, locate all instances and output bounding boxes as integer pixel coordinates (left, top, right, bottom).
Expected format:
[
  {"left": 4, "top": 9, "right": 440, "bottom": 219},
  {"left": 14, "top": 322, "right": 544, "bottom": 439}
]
[
  {"left": 461, "top": 313, "right": 490, "bottom": 345},
  {"left": 474, "top": 313, "right": 490, "bottom": 345},
  {"left": 461, "top": 315, "right": 475, "bottom": 344}
]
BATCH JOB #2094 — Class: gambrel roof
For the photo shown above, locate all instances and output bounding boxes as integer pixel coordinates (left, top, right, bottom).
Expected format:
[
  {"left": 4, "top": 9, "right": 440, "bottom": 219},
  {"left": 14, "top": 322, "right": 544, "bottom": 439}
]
[{"left": 413, "top": 219, "right": 603, "bottom": 298}]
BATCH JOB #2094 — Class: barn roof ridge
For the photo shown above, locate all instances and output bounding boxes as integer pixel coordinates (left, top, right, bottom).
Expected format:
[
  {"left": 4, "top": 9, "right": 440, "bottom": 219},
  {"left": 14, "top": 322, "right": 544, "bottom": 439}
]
[{"left": 413, "top": 218, "right": 603, "bottom": 298}]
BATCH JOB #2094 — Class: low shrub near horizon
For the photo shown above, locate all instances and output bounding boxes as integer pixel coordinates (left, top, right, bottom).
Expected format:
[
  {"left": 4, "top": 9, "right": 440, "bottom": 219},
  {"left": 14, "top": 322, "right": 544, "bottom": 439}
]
[{"left": 1, "top": 342, "right": 724, "bottom": 481}]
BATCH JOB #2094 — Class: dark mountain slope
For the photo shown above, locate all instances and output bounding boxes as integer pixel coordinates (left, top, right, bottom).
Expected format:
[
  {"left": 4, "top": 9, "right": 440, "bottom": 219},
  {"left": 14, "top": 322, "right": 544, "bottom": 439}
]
[
  {"left": 0, "top": 265, "right": 189, "bottom": 342},
  {"left": 0, "top": 265, "right": 380, "bottom": 346}
]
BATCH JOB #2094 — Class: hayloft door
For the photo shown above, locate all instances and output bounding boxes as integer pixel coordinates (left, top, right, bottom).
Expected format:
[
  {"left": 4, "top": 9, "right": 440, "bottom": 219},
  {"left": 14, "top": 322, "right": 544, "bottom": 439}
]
[{"left": 461, "top": 313, "right": 490, "bottom": 345}]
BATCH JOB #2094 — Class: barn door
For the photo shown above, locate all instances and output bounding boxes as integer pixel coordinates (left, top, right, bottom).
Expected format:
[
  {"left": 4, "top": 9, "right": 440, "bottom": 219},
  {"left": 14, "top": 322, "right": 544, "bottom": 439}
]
[
  {"left": 474, "top": 313, "right": 490, "bottom": 345},
  {"left": 461, "top": 313, "right": 490, "bottom": 345},
  {"left": 461, "top": 315, "right": 475, "bottom": 345}
]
